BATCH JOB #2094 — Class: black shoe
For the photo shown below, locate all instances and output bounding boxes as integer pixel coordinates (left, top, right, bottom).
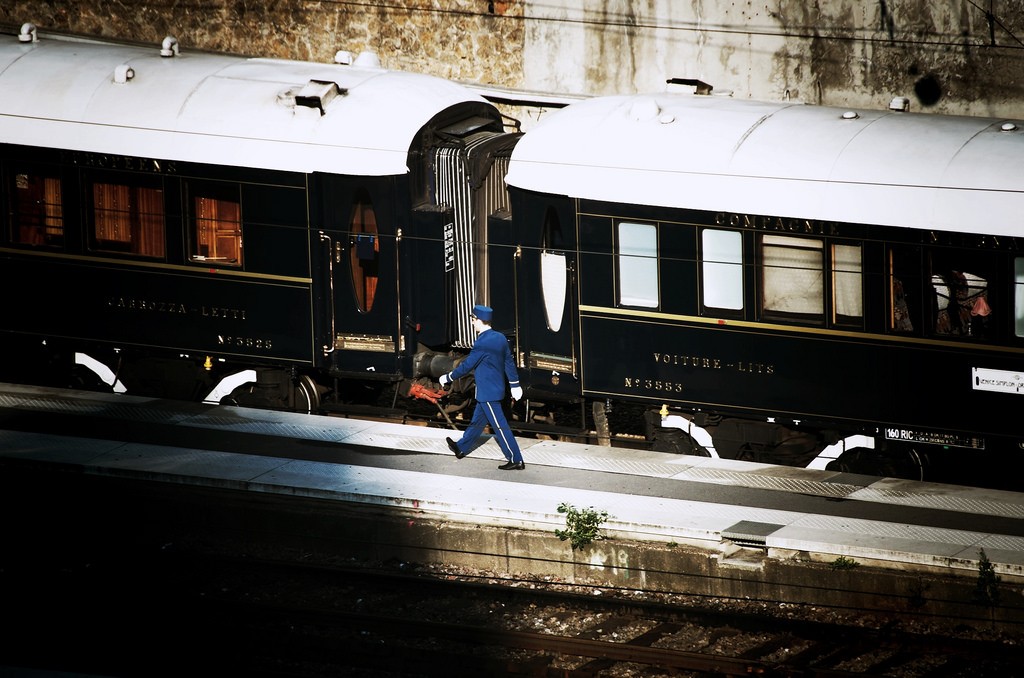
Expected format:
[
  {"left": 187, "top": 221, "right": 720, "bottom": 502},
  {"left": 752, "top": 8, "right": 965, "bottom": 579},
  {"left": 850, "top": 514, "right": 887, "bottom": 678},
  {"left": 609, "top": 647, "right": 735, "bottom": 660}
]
[
  {"left": 498, "top": 461, "right": 525, "bottom": 470},
  {"left": 447, "top": 437, "right": 466, "bottom": 459}
]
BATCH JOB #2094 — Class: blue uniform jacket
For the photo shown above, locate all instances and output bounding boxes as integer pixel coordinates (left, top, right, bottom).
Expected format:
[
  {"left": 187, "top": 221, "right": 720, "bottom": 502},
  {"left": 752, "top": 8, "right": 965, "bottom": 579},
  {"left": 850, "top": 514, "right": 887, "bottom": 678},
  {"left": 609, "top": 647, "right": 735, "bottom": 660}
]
[{"left": 448, "top": 328, "right": 521, "bottom": 402}]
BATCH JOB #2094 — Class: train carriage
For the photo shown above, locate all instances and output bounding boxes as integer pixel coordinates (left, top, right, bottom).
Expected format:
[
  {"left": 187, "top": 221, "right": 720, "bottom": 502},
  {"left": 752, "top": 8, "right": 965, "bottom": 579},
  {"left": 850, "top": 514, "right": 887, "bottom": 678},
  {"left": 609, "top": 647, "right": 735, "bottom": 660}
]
[
  {"left": 0, "top": 25, "right": 516, "bottom": 410},
  {"left": 6, "top": 24, "right": 1024, "bottom": 488},
  {"left": 505, "top": 91, "right": 1024, "bottom": 485}
]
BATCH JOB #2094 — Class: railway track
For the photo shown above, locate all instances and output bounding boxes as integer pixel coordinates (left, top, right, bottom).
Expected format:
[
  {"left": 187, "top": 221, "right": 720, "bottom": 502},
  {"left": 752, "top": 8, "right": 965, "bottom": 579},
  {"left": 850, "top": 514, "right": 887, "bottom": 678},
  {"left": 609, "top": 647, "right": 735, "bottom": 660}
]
[
  {"left": 174, "top": 556, "right": 1024, "bottom": 677},
  {"left": 5, "top": 535, "right": 1019, "bottom": 678}
]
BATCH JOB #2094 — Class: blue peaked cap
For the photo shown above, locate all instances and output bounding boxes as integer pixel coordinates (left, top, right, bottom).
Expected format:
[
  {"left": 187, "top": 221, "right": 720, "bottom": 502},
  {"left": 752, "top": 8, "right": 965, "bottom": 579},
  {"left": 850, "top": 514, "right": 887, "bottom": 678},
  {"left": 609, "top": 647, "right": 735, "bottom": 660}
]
[{"left": 472, "top": 304, "right": 493, "bottom": 322}]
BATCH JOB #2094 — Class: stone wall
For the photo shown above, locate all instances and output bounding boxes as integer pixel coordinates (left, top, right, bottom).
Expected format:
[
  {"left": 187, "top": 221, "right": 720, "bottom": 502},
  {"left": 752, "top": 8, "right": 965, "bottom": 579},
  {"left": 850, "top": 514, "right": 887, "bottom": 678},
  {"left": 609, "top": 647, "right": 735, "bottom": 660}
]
[
  {"left": 0, "top": 1, "right": 525, "bottom": 86},
  {"left": 3, "top": 1, "right": 1024, "bottom": 119}
]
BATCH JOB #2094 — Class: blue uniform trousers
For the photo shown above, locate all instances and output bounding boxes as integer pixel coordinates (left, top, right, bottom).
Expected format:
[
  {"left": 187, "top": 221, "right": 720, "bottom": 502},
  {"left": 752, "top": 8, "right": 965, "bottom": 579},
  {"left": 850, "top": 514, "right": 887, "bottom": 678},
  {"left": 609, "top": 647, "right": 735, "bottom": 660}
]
[{"left": 455, "top": 400, "right": 522, "bottom": 463}]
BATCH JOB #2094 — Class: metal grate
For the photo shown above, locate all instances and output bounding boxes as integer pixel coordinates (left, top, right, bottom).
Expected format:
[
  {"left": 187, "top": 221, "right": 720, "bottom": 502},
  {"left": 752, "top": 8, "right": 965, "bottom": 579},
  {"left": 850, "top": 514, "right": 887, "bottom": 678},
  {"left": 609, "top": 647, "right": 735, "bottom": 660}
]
[{"left": 723, "top": 520, "right": 784, "bottom": 547}]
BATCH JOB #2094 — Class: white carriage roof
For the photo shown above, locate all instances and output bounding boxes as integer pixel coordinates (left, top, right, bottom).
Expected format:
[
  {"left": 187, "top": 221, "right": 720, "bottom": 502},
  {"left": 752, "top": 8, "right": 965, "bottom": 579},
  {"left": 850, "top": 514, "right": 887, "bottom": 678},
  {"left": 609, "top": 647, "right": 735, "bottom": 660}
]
[
  {"left": 0, "top": 30, "right": 492, "bottom": 176},
  {"left": 505, "top": 93, "right": 1024, "bottom": 236}
]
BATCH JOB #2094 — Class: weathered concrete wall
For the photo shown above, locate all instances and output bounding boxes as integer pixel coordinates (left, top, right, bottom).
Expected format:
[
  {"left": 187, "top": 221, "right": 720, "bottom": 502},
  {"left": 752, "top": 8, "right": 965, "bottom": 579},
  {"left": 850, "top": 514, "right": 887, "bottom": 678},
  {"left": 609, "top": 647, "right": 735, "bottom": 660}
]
[
  {"left": 10, "top": 464, "right": 1022, "bottom": 635},
  {"left": 3, "top": 1, "right": 1023, "bottom": 118},
  {"left": 523, "top": 1, "right": 1024, "bottom": 116}
]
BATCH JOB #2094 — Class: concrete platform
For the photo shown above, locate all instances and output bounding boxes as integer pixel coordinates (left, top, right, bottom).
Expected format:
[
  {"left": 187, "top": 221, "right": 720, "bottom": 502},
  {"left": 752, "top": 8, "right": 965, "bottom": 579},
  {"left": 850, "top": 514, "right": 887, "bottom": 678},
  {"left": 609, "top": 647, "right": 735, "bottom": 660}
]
[{"left": 1, "top": 382, "right": 1023, "bottom": 582}]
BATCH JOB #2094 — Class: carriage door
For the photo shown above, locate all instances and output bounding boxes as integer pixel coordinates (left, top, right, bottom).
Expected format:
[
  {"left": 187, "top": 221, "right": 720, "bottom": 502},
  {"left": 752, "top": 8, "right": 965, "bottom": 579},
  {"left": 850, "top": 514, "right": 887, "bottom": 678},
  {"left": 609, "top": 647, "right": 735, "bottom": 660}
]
[
  {"left": 434, "top": 131, "right": 519, "bottom": 348},
  {"left": 321, "top": 178, "right": 403, "bottom": 376},
  {"left": 516, "top": 198, "right": 579, "bottom": 397}
]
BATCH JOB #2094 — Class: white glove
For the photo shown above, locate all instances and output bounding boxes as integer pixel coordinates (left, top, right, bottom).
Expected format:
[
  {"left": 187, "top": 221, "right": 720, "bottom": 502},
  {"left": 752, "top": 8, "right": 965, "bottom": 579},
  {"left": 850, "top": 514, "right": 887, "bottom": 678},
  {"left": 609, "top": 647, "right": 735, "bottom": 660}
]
[
  {"left": 439, "top": 373, "right": 450, "bottom": 387},
  {"left": 510, "top": 386, "right": 523, "bottom": 401}
]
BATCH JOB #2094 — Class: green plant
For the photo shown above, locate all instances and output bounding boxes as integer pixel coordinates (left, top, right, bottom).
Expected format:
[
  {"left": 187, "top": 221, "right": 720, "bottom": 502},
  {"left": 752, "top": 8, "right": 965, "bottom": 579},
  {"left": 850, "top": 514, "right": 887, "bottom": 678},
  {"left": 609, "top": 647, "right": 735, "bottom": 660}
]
[
  {"left": 829, "top": 555, "right": 860, "bottom": 571},
  {"left": 973, "top": 548, "right": 1001, "bottom": 607},
  {"left": 555, "top": 502, "right": 609, "bottom": 551}
]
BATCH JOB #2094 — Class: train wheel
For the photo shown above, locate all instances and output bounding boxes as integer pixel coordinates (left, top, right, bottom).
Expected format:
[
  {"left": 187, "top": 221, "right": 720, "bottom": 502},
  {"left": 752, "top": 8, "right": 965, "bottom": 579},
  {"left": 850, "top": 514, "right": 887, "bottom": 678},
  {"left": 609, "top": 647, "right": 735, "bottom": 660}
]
[
  {"left": 68, "top": 362, "right": 115, "bottom": 393},
  {"left": 825, "top": 445, "right": 928, "bottom": 481},
  {"left": 292, "top": 374, "right": 322, "bottom": 414},
  {"left": 226, "top": 369, "right": 322, "bottom": 413},
  {"left": 652, "top": 427, "right": 711, "bottom": 456}
]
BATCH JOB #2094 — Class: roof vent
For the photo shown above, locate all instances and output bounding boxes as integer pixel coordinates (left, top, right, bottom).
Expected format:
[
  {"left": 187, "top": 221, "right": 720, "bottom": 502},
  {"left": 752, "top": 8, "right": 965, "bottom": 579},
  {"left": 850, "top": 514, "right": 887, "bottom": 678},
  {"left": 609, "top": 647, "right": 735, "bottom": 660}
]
[
  {"left": 1000, "top": 122, "right": 1018, "bottom": 132},
  {"left": 353, "top": 51, "right": 381, "bottom": 68},
  {"left": 666, "top": 78, "right": 713, "bottom": 95},
  {"left": 628, "top": 97, "right": 661, "bottom": 122},
  {"left": 841, "top": 111, "right": 860, "bottom": 120},
  {"left": 19, "top": 22, "right": 38, "bottom": 43},
  {"left": 160, "top": 36, "right": 179, "bottom": 58},
  {"left": 888, "top": 96, "right": 910, "bottom": 112},
  {"left": 295, "top": 80, "right": 347, "bottom": 116},
  {"left": 113, "top": 64, "right": 135, "bottom": 84},
  {"left": 334, "top": 50, "right": 382, "bottom": 68}
]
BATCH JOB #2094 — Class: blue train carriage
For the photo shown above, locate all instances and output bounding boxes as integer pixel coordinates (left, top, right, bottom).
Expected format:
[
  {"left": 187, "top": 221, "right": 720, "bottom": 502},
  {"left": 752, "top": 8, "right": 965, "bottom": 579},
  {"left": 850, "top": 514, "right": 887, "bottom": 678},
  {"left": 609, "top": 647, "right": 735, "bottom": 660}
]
[
  {"left": 505, "top": 90, "right": 1024, "bottom": 486},
  {"left": 0, "top": 25, "right": 516, "bottom": 411}
]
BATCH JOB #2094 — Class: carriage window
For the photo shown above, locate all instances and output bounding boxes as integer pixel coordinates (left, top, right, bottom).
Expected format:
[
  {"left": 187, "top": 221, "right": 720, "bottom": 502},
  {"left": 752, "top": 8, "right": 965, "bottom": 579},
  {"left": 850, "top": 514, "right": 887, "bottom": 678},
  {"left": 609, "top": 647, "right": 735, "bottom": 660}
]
[
  {"left": 541, "top": 207, "right": 567, "bottom": 332},
  {"left": 617, "top": 221, "right": 658, "bottom": 308},
  {"left": 1016, "top": 259, "right": 1024, "bottom": 338},
  {"left": 832, "top": 243, "right": 863, "bottom": 325},
  {"left": 349, "top": 189, "right": 379, "bottom": 313},
  {"left": 930, "top": 251, "right": 993, "bottom": 339},
  {"left": 761, "top": 235, "right": 823, "bottom": 321},
  {"left": 932, "top": 271, "right": 990, "bottom": 337},
  {"left": 92, "top": 182, "right": 165, "bottom": 258},
  {"left": 888, "top": 246, "right": 917, "bottom": 333},
  {"left": 191, "top": 186, "right": 241, "bottom": 266},
  {"left": 701, "top": 229, "right": 743, "bottom": 311},
  {"left": 12, "top": 171, "right": 64, "bottom": 247}
]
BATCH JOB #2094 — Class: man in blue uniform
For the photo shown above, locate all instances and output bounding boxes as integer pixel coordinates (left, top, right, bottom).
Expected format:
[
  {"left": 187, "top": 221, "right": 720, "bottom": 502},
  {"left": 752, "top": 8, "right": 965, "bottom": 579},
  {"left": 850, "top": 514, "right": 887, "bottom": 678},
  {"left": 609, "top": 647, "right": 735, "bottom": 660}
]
[{"left": 440, "top": 304, "right": 525, "bottom": 470}]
